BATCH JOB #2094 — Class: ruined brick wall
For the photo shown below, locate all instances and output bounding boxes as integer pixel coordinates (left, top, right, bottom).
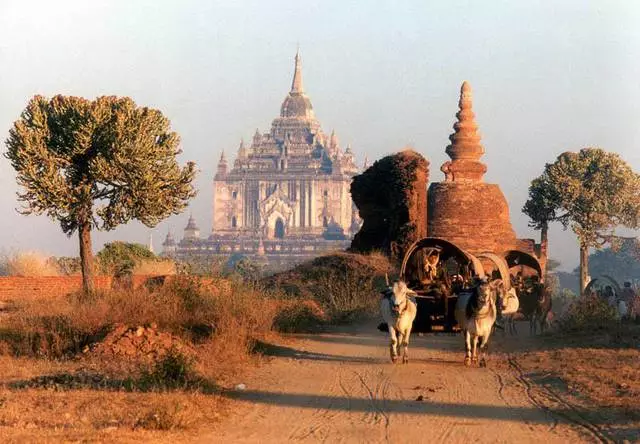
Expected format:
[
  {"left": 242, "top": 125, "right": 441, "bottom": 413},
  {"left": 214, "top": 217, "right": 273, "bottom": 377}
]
[
  {"left": 350, "top": 149, "right": 429, "bottom": 262},
  {"left": 0, "top": 275, "right": 175, "bottom": 301},
  {"left": 427, "top": 182, "right": 518, "bottom": 255},
  {"left": 0, "top": 276, "right": 113, "bottom": 300}
]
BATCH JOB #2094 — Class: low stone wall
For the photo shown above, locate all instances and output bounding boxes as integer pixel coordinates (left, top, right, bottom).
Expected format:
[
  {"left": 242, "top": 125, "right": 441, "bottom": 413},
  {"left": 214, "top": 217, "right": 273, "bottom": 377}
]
[{"left": 0, "top": 275, "right": 162, "bottom": 301}]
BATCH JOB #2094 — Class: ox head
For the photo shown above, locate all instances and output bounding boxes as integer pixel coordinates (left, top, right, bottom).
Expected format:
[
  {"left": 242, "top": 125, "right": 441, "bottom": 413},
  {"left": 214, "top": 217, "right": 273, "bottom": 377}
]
[
  {"left": 390, "top": 281, "right": 414, "bottom": 314},
  {"left": 476, "top": 278, "right": 501, "bottom": 309}
]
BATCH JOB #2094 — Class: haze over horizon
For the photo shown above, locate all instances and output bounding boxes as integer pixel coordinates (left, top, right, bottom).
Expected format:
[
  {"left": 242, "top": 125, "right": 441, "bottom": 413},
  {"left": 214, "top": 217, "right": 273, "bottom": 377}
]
[{"left": 1, "top": 0, "right": 639, "bottom": 272}]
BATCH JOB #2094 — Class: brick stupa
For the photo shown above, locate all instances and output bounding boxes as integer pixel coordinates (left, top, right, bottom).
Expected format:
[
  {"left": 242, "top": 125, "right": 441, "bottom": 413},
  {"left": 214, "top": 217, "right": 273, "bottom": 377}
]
[{"left": 427, "top": 82, "right": 519, "bottom": 255}]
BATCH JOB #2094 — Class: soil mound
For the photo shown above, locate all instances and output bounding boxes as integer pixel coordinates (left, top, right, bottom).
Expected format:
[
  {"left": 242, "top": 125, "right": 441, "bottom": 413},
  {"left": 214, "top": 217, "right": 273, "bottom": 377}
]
[{"left": 86, "top": 323, "right": 196, "bottom": 363}]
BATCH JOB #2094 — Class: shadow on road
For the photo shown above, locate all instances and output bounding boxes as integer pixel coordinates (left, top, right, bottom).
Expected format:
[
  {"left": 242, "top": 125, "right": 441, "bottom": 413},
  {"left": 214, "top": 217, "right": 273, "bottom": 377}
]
[
  {"left": 224, "top": 388, "right": 631, "bottom": 430},
  {"left": 253, "top": 340, "right": 381, "bottom": 364}
]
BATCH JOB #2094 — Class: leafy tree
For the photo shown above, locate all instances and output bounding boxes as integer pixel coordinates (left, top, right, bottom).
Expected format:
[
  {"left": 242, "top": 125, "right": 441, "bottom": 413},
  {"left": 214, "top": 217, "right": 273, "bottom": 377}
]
[
  {"left": 523, "top": 148, "right": 640, "bottom": 294},
  {"left": 522, "top": 176, "right": 561, "bottom": 265},
  {"left": 5, "top": 95, "right": 196, "bottom": 293}
]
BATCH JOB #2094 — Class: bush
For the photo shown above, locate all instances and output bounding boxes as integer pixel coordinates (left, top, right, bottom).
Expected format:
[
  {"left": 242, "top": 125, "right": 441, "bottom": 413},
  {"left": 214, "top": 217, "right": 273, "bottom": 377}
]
[
  {"left": 96, "top": 241, "right": 174, "bottom": 276},
  {"left": 264, "top": 252, "right": 393, "bottom": 323},
  {"left": 558, "top": 294, "right": 618, "bottom": 332},
  {"left": 138, "top": 348, "right": 197, "bottom": 390},
  {"left": 273, "top": 300, "right": 327, "bottom": 333}
]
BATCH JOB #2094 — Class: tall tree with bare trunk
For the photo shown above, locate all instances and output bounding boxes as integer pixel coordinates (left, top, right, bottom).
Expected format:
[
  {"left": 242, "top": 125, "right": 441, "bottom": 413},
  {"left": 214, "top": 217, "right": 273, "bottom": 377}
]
[
  {"left": 5, "top": 95, "right": 197, "bottom": 294},
  {"left": 523, "top": 148, "right": 640, "bottom": 295}
]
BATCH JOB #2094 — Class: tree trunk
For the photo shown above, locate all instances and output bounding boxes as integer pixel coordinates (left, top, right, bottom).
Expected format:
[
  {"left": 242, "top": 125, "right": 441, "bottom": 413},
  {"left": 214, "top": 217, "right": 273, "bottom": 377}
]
[
  {"left": 78, "top": 218, "right": 94, "bottom": 295},
  {"left": 540, "top": 222, "right": 549, "bottom": 274},
  {"left": 579, "top": 243, "right": 589, "bottom": 296}
]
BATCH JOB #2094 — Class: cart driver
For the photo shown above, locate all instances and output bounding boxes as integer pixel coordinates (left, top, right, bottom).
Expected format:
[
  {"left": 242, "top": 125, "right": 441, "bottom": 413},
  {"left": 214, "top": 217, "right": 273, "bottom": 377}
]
[
  {"left": 422, "top": 250, "right": 451, "bottom": 316},
  {"left": 423, "top": 251, "right": 440, "bottom": 283}
]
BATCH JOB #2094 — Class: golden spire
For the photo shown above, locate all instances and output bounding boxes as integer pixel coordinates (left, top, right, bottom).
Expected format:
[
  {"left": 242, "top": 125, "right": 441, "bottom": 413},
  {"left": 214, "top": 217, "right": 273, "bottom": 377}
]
[{"left": 291, "top": 48, "right": 304, "bottom": 94}]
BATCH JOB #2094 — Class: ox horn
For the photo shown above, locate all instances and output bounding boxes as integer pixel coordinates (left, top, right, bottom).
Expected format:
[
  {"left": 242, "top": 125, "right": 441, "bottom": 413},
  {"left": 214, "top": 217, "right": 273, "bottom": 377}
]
[{"left": 385, "top": 273, "right": 390, "bottom": 286}]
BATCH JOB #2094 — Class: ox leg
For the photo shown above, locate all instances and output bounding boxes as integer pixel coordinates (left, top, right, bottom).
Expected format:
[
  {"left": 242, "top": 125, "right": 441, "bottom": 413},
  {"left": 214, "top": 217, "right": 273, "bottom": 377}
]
[
  {"left": 540, "top": 312, "right": 547, "bottom": 334},
  {"left": 388, "top": 327, "right": 398, "bottom": 363},
  {"left": 530, "top": 315, "right": 536, "bottom": 336},
  {"left": 464, "top": 330, "right": 472, "bottom": 366},
  {"left": 511, "top": 317, "right": 518, "bottom": 336},
  {"left": 401, "top": 327, "right": 412, "bottom": 364},
  {"left": 479, "top": 333, "right": 491, "bottom": 367},
  {"left": 471, "top": 335, "right": 479, "bottom": 365}
]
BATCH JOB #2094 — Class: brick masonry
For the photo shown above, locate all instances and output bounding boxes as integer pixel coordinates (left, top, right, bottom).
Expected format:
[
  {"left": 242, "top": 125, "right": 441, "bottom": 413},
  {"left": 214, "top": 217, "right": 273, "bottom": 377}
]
[{"left": 0, "top": 275, "right": 161, "bottom": 301}]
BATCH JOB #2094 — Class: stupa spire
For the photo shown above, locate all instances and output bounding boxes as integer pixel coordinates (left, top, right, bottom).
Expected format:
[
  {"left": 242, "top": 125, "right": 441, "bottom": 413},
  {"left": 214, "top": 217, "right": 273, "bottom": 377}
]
[
  {"left": 441, "top": 81, "right": 487, "bottom": 182},
  {"left": 291, "top": 48, "right": 304, "bottom": 94}
]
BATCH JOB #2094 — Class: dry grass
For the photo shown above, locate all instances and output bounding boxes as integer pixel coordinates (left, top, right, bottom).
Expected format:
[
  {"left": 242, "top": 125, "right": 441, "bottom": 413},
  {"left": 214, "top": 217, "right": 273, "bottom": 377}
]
[
  {"left": 0, "top": 250, "right": 60, "bottom": 276},
  {"left": 0, "top": 274, "right": 283, "bottom": 440},
  {"left": 0, "top": 386, "right": 225, "bottom": 442},
  {"left": 0, "top": 276, "right": 277, "bottom": 362}
]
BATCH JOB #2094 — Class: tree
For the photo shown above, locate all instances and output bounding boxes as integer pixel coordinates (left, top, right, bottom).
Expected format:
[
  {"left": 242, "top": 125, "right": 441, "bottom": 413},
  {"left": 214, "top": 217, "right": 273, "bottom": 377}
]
[
  {"left": 522, "top": 175, "right": 561, "bottom": 266},
  {"left": 5, "top": 95, "right": 196, "bottom": 293},
  {"left": 523, "top": 148, "right": 640, "bottom": 294}
]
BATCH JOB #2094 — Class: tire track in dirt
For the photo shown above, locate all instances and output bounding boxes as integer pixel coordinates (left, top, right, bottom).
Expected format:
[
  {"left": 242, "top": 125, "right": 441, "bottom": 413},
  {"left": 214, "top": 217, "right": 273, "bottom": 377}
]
[
  {"left": 508, "top": 354, "right": 611, "bottom": 443},
  {"left": 209, "top": 323, "right": 592, "bottom": 443},
  {"left": 288, "top": 363, "right": 349, "bottom": 442}
]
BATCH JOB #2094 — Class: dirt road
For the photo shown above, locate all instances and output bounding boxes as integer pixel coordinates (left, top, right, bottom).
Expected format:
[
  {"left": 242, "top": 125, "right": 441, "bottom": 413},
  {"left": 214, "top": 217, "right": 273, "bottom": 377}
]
[{"left": 206, "top": 322, "right": 610, "bottom": 443}]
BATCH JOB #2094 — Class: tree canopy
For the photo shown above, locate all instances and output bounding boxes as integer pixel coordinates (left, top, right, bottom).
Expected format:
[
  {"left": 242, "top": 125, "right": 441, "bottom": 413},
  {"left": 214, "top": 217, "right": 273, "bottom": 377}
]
[
  {"left": 523, "top": 147, "right": 640, "bottom": 293},
  {"left": 5, "top": 95, "right": 197, "bottom": 292}
]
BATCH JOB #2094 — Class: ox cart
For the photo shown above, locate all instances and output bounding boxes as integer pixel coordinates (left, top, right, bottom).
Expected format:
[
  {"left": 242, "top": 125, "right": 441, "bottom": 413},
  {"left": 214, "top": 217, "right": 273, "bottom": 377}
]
[{"left": 399, "top": 237, "right": 543, "bottom": 332}]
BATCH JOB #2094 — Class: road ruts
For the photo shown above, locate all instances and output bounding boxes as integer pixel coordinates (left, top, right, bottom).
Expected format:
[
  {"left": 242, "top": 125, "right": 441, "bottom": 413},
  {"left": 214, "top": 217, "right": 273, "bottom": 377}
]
[{"left": 206, "top": 322, "right": 592, "bottom": 443}]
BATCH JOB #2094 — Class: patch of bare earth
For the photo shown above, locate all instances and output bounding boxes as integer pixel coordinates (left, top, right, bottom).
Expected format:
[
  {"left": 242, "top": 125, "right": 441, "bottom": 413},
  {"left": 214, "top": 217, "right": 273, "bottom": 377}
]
[
  {"left": 207, "top": 320, "right": 618, "bottom": 443},
  {"left": 502, "top": 323, "right": 640, "bottom": 442}
]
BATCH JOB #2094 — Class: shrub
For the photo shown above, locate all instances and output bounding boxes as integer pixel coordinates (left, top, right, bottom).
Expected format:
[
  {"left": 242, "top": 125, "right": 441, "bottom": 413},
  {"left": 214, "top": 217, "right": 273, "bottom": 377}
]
[
  {"left": 96, "top": 241, "right": 171, "bottom": 276},
  {"left": 138, "top": 348, "right": 197, "bottom": 390},
  {"left": 273, "top": 300, "right": 327, "bottom": 333},
  {"left": 264, "top": 252, "right": 393, "bottom": 323},
  {"left": 558, "top": 294, "right": 618, "bottom": 332}
]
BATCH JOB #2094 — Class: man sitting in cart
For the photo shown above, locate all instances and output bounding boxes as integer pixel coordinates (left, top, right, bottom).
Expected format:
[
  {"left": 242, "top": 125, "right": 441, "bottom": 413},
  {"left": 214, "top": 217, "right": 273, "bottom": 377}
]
[{"left": 421, "top": 250, "right": 452, "bottom": 318}]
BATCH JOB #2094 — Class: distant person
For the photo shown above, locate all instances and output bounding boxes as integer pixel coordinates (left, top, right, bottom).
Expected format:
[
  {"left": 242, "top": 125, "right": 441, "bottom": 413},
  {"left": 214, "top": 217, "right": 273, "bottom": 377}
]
[
  {"left": 603, "top": 285, "right": 616, "bottom": 307},
  {"left": 620, "top": 282, "right": 636, "bottom": 306}
]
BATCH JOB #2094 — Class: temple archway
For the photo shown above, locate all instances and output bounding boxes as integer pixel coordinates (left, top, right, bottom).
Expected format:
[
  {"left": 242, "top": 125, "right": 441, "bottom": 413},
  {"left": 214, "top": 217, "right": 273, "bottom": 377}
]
[{"left": 274, "top": 218, "right": 285, "bottom": 239}]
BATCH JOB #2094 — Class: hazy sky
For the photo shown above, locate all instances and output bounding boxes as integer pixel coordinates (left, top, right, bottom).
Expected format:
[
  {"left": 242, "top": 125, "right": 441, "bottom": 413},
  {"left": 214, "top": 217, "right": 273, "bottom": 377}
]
[{"left": 1, "top": 0, "right": 639, "bottom": 271}]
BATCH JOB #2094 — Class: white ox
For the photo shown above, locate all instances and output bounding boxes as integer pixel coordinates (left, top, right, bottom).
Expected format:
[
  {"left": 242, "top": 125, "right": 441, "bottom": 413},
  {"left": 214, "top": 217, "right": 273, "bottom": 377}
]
[
  {"left": 380, "top": 281, "right": 417, "bottom": 364},
  {"left": 499, "top": 287, "right": 520, "bottom": 335},
  {"left": 455, "top": 280, "right": 499, "bottom": 367}
]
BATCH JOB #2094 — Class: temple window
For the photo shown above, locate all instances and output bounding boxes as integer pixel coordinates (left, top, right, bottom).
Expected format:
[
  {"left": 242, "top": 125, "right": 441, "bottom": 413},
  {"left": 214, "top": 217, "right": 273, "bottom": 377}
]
[
  {"left": 232, "top": 191, "right": 238, "bottom": 199},
  {"left": 231, "top": 216, "right": 237, "bottom": 228}
]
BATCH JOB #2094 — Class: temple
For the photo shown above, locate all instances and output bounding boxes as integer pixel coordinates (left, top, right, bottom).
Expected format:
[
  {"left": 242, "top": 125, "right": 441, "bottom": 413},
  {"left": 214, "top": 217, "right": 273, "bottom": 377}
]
[
  {"left": 428, "top": 81, "right": 544, "bottom": 266},
  {"left": 164, "top": 51, "right": 361, "bottom": 269}
]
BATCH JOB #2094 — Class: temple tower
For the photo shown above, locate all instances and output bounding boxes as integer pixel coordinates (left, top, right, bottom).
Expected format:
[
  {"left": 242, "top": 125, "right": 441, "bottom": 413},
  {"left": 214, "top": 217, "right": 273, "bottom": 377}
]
[{"left": 427, "top": 82, "right": 518, "bottom": 255}]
